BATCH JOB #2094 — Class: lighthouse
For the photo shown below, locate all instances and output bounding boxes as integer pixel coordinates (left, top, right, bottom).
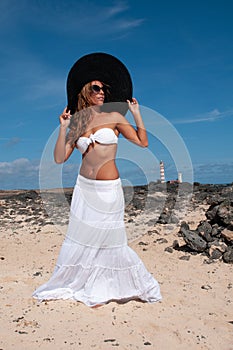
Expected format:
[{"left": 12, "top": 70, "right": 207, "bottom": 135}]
[
  {"left": 160, "top": 161, "right": 165, "bottom": 183},
  {"left": 178, "top": 172, "right": 183, "bottom": 183}
]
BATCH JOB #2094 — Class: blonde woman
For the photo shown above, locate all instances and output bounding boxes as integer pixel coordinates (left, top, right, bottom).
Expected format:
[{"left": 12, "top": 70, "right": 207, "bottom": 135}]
[{"left": 33, "top": 53, "right": 161, "bottom": 307}]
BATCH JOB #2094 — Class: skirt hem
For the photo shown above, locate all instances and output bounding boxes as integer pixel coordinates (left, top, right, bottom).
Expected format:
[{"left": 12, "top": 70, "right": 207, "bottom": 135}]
[{"left": 32, "top": 289, "right": 162, "bottom": 307}]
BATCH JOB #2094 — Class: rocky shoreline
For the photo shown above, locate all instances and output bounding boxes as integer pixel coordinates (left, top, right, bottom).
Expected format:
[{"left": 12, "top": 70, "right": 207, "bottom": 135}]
[{"left": 1, "top": 182, "right": 232, "bottom": 263}]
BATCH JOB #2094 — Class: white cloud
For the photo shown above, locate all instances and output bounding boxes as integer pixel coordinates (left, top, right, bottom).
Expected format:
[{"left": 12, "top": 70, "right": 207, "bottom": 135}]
[
  {"left": 106, "top": 1, "right": 129, "bottom": 16},
  {"left": 193, "top": 162, "right": 233, "bottom": 184},
  {"left": 115, "top": 18, "right": 145, "bottom": 30},
  {"left": 0, "top": 158, "right": 78, "bottom": 190},
  {"left": 173, "top": 108, "right": 233, "bottom": 124},
  {"left": 0, "top": 1, "right": 144, "bottom": 107},
  {"left": 4, "top": 137, "right": 21, "bottom": 147},
  {"left": 0, "top": 158, "right": 232, "bottom": 190},
  {"left": 0, "top": 1, "right": 144, "bottom": 37},
  {"left": 0, "top": 158, "right": 39, "bottom": 189},
  {"left": 51, "top": 1, "right": 144, "bottom": 35},
  {"left": 0, "top": 158, "right": 39, "bottom": 175}
]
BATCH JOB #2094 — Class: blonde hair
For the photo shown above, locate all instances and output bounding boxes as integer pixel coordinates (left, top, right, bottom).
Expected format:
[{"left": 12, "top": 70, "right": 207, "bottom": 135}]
[
  {"left": 66, "top": 82, "right": 110, "bottom": 145},
  {"left": 66, "top": 82, "right": 94, "bottom": 146}
]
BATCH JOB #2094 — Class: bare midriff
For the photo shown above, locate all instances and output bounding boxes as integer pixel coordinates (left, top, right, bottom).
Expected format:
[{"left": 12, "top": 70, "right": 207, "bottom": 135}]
[{"left": 79, "top": 143, "right": 119, "bottom": 180}]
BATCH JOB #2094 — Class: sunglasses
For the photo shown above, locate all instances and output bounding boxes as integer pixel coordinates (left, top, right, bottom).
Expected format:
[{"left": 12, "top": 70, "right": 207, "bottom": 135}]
[{"left": 91, "top": 84, "right": 107, "bottom": 94}]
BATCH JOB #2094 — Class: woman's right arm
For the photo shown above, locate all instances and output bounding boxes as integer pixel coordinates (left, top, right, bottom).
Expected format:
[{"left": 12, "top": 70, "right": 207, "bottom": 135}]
[{"left": 54, "top": 108, "right": 74, "bottom": 164}]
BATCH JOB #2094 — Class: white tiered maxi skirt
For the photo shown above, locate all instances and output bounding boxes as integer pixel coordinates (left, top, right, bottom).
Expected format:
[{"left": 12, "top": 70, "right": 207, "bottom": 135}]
[{"left": 32, "top": 175, "right": 162, "bottom": 307}]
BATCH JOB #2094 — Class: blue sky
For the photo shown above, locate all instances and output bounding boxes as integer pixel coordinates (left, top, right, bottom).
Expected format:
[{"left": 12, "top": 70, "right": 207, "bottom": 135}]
[{"left": 0, "top": 0, "right": 232, "bottom": 189}]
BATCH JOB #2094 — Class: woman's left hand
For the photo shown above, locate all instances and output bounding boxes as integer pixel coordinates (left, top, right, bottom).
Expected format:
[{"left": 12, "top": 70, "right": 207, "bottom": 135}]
[{"left": 127, "top": 98, "right": 140, "bottom": 114}]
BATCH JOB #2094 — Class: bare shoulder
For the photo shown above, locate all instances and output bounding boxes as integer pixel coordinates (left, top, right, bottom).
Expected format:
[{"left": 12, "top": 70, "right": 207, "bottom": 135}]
[{"left": 108, "top": 111, "right": 127, "bottom": 124}]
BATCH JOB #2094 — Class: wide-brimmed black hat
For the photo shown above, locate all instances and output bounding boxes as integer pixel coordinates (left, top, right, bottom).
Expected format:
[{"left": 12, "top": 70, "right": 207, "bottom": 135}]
[{"left": 66, "top": 52, "right": 133, "bottom": 115}]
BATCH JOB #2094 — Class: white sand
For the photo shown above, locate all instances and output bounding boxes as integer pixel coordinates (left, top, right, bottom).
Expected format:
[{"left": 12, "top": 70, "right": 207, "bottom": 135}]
[{"left": 0, "top": 203, "right": 232, "bottom": 350}]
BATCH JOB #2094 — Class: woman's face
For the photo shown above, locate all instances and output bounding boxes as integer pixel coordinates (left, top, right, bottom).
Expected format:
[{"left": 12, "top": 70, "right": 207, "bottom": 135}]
[{"left": 89, "top": 80, "right": 105, "bottom": 106}]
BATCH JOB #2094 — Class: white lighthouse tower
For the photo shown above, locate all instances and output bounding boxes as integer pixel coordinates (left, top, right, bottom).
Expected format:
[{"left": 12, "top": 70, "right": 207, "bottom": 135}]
[
  {"left": 160, "top": 161, "right": 165, "bottom": 183},
  {"left": 178, "top": 172, "right": 183, "bottom": 183}
]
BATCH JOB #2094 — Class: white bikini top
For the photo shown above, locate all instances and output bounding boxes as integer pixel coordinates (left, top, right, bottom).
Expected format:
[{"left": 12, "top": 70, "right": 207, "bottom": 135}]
[{"left": 76, "top": 128, "right": 118, "bottom": 154}]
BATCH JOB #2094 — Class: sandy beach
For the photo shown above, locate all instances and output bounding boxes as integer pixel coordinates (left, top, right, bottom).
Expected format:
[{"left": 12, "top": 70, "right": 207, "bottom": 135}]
[{"left": 0, "top": 183, "right": 232, "bottom": 349}]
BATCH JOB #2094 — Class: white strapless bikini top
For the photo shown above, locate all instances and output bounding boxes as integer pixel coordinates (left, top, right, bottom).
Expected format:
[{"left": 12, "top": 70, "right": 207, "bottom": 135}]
[{"left": 76, "top": 128, "right": 118, "bottom": 154}]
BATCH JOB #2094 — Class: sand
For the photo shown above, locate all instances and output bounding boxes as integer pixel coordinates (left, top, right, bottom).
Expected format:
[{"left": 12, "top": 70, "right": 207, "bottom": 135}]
[{"left": 0, "top": 198, "right": 232, "bottom": 350}]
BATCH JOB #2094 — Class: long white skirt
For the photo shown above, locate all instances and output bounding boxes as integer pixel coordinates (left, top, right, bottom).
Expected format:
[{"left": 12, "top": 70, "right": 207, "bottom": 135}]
[{"left": 32, "top": 175, "right": 162, "bottom": 307}]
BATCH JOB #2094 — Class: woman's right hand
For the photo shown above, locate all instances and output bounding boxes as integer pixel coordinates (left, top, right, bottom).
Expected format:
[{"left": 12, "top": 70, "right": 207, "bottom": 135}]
[{"left": 59, "top": 107, "right": 71, "bottom": 128}]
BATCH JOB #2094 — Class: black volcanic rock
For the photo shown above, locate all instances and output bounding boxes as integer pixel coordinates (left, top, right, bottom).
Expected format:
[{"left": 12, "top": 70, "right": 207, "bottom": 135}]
[
  {"left": 7, "top": 190, "right": 39, "bottom": 201},
  {"left": 197, "top": 221, "right": 214, "bottom": 242},
  {"left": 157, "top": 212, "right": 179, "bottom": 224},
  {"left": 206, "top": 204, "right": 219, "bottom": 222},
  {"left": 179, "top": 221, "right": 190, "bottom": 234},
  {"left": 1, "top": 182, "right": 233, "bottom": 264},
  {"left": 179, "top": 228, "right": 207, "bottom": 252},
  {"left": 216, "top": 200, "right": 233, "bottom": 227},
  {"left": 223, "top": 247, "right": 233, "bottom": 263},
  {"left": 178, "top": 184, "right": 233, "bottom": 263}
]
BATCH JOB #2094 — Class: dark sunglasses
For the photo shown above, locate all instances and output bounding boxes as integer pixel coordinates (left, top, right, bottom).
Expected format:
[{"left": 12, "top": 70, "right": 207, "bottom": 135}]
[{"left": 91, "top": 84, "right": 106, "bottom": 94}]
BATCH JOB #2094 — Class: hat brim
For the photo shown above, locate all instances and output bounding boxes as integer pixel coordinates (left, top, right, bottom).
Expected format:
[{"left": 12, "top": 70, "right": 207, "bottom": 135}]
[{"left": 66, "top": 52, "right": 133, "bottom": 115}]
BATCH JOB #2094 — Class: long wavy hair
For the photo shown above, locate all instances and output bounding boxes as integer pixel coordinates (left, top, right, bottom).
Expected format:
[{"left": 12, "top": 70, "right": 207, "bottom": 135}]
[{"left": 66, "top": 82, "right": 110, "bottom": 146}]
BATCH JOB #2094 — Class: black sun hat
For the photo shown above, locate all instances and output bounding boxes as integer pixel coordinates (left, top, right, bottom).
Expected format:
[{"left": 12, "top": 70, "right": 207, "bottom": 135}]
[{"left": 66, "top": 52, "right": 133, "bottom": 115}]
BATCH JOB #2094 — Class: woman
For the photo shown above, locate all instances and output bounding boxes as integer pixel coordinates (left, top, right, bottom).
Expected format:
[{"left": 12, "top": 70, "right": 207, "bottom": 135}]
[{"left": 33, "top": 54, "right": 162, "bottom": 307}]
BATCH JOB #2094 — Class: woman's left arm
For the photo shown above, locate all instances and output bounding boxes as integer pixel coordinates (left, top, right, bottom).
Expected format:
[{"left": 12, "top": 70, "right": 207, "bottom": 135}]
[{"left": 116, "top": 98, "right": 148, "bottom": 147}]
